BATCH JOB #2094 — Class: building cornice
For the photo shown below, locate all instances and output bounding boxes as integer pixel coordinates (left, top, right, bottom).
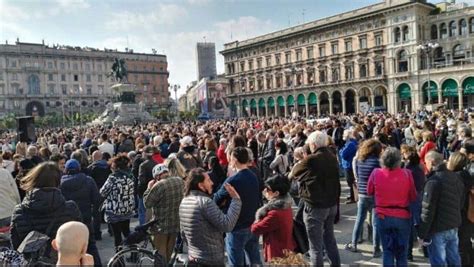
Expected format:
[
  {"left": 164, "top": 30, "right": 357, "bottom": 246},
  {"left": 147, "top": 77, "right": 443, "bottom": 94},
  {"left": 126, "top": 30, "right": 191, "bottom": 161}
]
[{"left": 221, "top": 1, "right": 435, "bottom": 55}]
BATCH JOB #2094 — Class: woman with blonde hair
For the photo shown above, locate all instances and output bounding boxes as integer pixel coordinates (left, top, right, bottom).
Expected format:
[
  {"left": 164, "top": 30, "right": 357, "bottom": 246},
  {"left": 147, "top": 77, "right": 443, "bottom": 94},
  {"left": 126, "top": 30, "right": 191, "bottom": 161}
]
[
  {"left": 15, "top": 142, "right": 27, "bottom": 158},
  {"left": 447, "top": 152, "right": 474, "bottom": 266},
  {"left": 165, "top": 157, "right": 187, "bottom": 179}
]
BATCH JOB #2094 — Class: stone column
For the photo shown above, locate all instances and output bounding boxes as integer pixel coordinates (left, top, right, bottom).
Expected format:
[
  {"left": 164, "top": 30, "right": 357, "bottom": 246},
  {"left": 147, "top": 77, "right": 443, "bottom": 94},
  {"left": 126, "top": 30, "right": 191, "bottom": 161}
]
[
  {"left": 355, "top": 94, "right": 360, "bottom": 114},
  {"left": 370, "top": 94, "right": 376, "bottom": 107},
  {"left": 458, "top": 87, "right": 463, "bottom": 110},
  {"left": 317, "top": 100, "right": 321, "bottom": 117},
  {"left": 265, "top": 105, "right": 269, "bottom": 117},
  {"left": 329, "top": 97, "right": 334, "bottom": 115},
  {"left": 342, "top": 96, "right": 346, "bottom": 114},
  {"left": 284, "top": 103, "right": 288, "bottom": 117},
  {"left": 256, "top": 105, "right": 260, "bottom": 118},
  {"left": 305, "top": 100, "right": 309, "bottom": 118},
  {"left": 438, "top": 88, "right": 443, "bottom": 105},
  {"left": 274, "top": 104, "right": 278, "bottom": 117}
]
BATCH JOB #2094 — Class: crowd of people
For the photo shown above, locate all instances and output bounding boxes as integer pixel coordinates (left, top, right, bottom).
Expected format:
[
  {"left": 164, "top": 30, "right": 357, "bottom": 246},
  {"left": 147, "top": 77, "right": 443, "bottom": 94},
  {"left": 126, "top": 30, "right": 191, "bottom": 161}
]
[{"left": 0, "top": 108, "right": 473, "bottom": 266}]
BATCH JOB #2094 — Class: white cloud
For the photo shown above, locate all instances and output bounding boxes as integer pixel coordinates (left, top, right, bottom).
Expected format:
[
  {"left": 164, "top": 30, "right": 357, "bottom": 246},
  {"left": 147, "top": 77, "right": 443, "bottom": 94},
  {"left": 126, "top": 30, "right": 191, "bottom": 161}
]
[
  {"left": 105, "top": 4, "right": 188, "bottom": 31},
  {"left": 0, "top": 0, "right": 30, "bottom": 21},
  {"left": 187, "top": 0, "right": 212, "bottom": 5}
]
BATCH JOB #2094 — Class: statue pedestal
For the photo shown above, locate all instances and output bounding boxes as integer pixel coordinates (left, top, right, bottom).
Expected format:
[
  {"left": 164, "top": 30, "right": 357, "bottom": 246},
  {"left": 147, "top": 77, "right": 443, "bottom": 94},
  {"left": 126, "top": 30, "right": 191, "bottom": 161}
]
[{"left": 91, "top": 83, "right": 154, "bottom": 125}]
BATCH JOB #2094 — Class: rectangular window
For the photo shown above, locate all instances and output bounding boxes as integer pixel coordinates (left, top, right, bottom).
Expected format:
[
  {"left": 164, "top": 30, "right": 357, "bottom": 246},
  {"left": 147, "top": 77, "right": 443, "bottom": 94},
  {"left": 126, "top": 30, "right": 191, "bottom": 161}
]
[
  {"left": 86, "top": 74, "right": 91, "bottom": 82},
  {"left": 248, "top": 60, "right": 253, "bottom": 70},
  {"left": 331, "top": 43, "right": 338, "bottom": 55},
  {"left": 345, "top": 40, "right": 352, "bottom": 52},
  {"left": 275, "top": 54, "right": 281, "bottom": 65},
  {"left": 61, "top": 85, "right": 67, "bottom": 95},
  {"left": 74, "top": 74, "right": 79, "bottom": 82},
  {"left": 98, "top": 74, "right": 103, "bottom": 82},
  {"left": 376, "top": 61, "right": 384, "bottom": 76},
  {"left": 48, "top": 85, "right": 55, "bottom": 95},
  {"left": 375, "top": 34, "right": 383, "bottom": 46},
  {"left": 48, "top": 74, "right": 53, "bottom": 81},
  {"left": 11, "top": 61, "right": 16, "bottom": 68},
  {"left": 85, "top": 64, "right": 90, "bottom": 71},
  {"left": 240, "top": 62, "right": 245, "bottom": 72},
  {"left": 73, "top": 63, "right": 78, "bottom": 70},
  {"left": 257, "top": 58, "right": 262, "bottom": 69},
  {"left": 97, "top": 64, "right": 102, "bottom": 71},
  {"left": 60, "top": 62, "right": 65, "bottom": 69},
  {"left": 285, "top": 53, "right": 291, "bottom": 64},
  {"left": 296, "top": 50, "right": 302, "bottom": 61},
  {"left": 307, "top": 47, "right": 314, "bottom": 59},
  {"left": 87, "top": 86, "right": 92, "bottom": 95},
  {"left": 266, "top": 56, "right": 271, "bottom": 67},
  {"left": 61, "top": 74, "right": 66, "bottom": 82},
  {"left": 48, "top": 62, "right": 53, "bottom": 69},
  {"left": 12, "top": 73, "right": 18, "bottom": 81},
  {"left": 359, "top": 36, "right": 368, "bottom": 49},
  {"left": 98, "top": 85, "right": 104, "bottom": 95},
  {"left": 319, "top": 46, "right": 326, "bottom": 57},
  {"left": 0, "top": 73, "right": 3, "bottom": 81}
]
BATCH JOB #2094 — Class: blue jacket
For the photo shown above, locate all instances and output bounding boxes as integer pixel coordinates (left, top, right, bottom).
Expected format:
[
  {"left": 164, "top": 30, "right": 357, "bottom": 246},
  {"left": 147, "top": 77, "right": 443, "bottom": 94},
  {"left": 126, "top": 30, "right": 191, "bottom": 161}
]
[
  {"left": 214, "top": 168, "right": 261, "bottom": 230},
  {"left": 339, "top": 139, "right": 358, "bottom": 170},
  {"left": 60, "top": 172, "right": 99, "bottom": 223}
]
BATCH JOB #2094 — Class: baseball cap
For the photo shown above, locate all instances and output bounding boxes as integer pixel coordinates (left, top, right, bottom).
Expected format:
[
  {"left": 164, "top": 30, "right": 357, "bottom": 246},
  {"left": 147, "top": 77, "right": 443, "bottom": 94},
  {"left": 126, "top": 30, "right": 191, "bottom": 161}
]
[
  {"left": 65, "top": 159, "right": 81, "bottom": 170},
  {"left": 152, "top": 164, "right": 169, "bottom": 178}
]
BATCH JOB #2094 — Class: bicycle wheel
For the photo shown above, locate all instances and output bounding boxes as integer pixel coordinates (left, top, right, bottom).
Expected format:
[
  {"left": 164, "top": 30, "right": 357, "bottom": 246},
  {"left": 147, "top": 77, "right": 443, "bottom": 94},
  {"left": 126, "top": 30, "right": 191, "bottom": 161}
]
[{"left": 107, "top": 247, "right": 156, "bottom": 267}]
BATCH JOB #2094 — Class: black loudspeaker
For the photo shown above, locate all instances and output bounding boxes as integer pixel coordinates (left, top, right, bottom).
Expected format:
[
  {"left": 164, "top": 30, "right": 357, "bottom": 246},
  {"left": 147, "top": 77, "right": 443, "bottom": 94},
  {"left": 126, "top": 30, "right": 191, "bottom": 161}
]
[{"left": 17, "top": 116, "right": 36, "bottom": 143}]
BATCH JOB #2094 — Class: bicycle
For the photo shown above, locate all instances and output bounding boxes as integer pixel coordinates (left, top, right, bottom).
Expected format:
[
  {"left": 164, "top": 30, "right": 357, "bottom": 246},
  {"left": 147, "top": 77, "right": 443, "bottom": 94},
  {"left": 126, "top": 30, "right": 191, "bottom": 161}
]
[{"left": 107, "top": 219, "right": 166, "bottom": 267}]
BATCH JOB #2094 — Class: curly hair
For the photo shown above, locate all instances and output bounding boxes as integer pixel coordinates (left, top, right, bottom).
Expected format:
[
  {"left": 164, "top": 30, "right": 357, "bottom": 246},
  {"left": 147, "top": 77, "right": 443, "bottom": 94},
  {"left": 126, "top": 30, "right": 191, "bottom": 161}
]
[
  {"left": 110, "top": 155, "right": 130, "bottom": 171},
  {"left": 357, "top": 139, "right": 383, "bottom": 161}
]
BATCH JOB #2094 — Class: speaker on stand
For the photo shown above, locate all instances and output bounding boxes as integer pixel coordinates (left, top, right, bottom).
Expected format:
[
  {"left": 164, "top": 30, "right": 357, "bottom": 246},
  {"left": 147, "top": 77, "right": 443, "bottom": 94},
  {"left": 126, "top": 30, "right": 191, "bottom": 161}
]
[{"left": 17, "top": 116, "right": 36, "bottom": 143}]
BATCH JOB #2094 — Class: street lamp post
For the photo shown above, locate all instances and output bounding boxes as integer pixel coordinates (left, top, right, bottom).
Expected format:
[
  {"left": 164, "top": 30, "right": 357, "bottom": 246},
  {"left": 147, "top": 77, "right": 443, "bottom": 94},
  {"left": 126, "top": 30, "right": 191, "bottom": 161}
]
[
  {"left": 417, "top": 41, "right": 439, "bottom": 105},
  {"left": 239, "top": 76, "right": 246, "bottom": 117}
]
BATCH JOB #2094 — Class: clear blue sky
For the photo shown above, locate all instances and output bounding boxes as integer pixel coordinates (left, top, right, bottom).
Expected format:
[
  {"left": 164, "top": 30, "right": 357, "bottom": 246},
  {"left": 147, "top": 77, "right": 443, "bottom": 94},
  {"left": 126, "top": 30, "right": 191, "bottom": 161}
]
[{"left": 0, "top": 0, "right": 470, "bottom": 97}]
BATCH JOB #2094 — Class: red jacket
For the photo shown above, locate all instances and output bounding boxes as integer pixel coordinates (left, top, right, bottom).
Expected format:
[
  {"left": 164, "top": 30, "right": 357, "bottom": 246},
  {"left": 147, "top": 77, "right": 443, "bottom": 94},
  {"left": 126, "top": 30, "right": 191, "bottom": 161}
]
[
  {"left": 152, "top": 153, "right": 164, "bottom": 164},
  {"left": 251, "top": 207, "right": 296, "bottom": 261},
  {"left": 419, "top": 141, "right": 436, "bottom": 174},
  {"left": 217, "top": 145, "right": 228, "bottom": 167}
]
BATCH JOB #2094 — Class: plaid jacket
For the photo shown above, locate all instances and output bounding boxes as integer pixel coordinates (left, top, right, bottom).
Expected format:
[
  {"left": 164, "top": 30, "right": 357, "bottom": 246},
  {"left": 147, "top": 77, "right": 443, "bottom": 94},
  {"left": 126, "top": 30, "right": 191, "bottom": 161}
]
[{"left": 143, "top": 176, "right": 184, "bottom": 234}]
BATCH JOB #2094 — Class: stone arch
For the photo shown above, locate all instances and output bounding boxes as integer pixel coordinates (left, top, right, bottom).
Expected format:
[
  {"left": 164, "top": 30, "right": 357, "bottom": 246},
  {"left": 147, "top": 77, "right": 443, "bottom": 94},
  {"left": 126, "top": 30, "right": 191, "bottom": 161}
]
[
  {"left": 249, "top": 99, "right": 257, "bottom": 116},
  {"left": 297, "top": 94, "right": 306, "bottom": 116},
  {"left": 397, "top": 83, "right": 412, "bottom": 112},
  {"left": 319, "top": 91, "right": 330, "bottom": 116},
  {"left": 242, "top": 99, "right": 249, "bottom": 117},
  {"left": 25, "top": 101, "right": 45, "bottom": 116},
  {"left": 267, "top": 97, "right": 275, "bottom": 117},
  {"left": 421, "top": 80, "right": 439, "bottom": 104},
  {"left": 345, "top": 89, "right": 356, "bottom": 114},
  {"left": 373, "top": 85, "right": 388, "bottom": 108},
  {"left": 277, "top": 96, "right": 285, "bottom": 117},
  {"left": 332, "top": 90, "right": 343, "bottom": 114},
  {"left": 307, "top": 92, "right": 318, "bottom": 117}
]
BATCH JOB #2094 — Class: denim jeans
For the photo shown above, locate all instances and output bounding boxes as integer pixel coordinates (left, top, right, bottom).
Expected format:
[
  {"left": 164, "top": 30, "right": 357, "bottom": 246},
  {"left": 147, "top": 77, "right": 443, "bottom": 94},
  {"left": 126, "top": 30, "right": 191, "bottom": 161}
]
[
  {"left": 303, "top": 203, "right": 340, "bottom": 266},
  {"left": 138, "top": 197, "right": 146, "bottom": 225},
  {"left": 376, "top": 215, "right": 411, "bottom": 266},
  {"left": 427, "top": 228, "right": 461, "bottom": 266},
  {"left": 225, "top": 227, "right": 262, "bottom": 265},
  {"left": 351, "top": 196, "right": 380, "bottom": 251}
]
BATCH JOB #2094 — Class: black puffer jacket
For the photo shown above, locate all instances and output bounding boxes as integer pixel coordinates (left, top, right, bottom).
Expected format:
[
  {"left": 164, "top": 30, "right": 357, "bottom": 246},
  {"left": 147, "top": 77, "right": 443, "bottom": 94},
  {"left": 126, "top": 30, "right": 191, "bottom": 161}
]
[
  {"left": 418, "top": 164, "right": 465, "bottom": 239},
  {"left": 60, "top": 172, "right": 99, "bottom": 223},
  {"left": 10, "top": 187, "right": 81, "bottom": 249}
]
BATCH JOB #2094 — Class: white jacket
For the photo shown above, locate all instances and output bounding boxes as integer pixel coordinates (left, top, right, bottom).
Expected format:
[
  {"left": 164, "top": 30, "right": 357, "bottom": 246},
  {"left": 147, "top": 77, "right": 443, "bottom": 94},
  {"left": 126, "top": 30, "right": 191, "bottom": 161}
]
[{"left": 0, "top": 168, "right": 20, "bottom": 220}]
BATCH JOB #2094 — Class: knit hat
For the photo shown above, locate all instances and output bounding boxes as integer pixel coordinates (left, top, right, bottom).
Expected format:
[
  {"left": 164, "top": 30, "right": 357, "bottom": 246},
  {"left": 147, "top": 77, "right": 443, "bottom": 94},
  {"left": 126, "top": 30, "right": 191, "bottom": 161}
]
[
  {"left": 65, "top": 159, "right": 80, "bottom": 170},
  {"left": 152, "top": 164, "right": 169, "bottom": 178}
]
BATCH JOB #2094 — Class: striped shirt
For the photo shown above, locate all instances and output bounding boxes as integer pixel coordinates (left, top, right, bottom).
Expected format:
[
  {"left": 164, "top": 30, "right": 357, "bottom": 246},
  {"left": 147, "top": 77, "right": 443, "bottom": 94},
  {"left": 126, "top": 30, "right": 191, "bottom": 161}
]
[{"left": 355, "top": 156, "right": 380, "bottom": 195}]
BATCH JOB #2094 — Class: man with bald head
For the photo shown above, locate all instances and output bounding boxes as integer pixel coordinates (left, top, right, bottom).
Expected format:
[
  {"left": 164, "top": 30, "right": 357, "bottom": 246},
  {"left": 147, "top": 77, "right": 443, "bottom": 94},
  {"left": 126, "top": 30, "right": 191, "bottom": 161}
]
[
  {"left": 52, "top": 221, "right": 94, "bottom": 266},
  {"left": 87, "top": 150, "right": 111, "bottom": 240}
]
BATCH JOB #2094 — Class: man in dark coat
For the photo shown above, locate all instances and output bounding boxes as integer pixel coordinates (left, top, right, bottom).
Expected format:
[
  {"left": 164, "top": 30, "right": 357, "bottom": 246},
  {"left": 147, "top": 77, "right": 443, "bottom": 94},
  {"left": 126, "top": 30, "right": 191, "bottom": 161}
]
[
  {"left": 137, "top": 145, "right": 157, "bottom": 225},
  {"left": 418, "top": 151, "right": 464, "bottom": 266}
]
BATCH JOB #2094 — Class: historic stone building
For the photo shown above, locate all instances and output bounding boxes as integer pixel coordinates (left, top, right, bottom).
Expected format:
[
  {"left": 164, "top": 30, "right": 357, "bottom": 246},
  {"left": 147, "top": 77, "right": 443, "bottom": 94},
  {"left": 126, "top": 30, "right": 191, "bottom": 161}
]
[
  {"left": 0, "top": 40, "right": 168, "bottom": 117},
  {"left": 221, "top": 0, "right": 474, "bottom": 117}
]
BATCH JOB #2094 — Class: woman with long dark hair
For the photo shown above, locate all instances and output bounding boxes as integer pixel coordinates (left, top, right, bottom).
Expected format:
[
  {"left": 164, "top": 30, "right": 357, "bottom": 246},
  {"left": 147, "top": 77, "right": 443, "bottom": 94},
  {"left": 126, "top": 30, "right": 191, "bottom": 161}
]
[
  {"left": 207, "top": 156, "right": 226, "bottom": 194},
  {"left": 10, "top": 162, "right": 81, "bottom": 249}
]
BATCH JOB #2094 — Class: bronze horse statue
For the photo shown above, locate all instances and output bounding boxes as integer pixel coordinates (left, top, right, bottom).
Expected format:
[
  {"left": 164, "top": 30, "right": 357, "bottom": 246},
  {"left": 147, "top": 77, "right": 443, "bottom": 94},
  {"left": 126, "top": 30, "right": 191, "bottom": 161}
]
[{"left": 108, "top": 58, "right": 128, "bottom": 83}]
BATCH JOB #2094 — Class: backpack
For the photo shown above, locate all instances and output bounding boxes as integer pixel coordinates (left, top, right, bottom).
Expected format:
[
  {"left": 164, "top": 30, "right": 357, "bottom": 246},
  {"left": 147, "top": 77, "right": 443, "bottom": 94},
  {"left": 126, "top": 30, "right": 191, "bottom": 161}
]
[{"left": 467, "top": 187, "right": 474, "bottom": 223}]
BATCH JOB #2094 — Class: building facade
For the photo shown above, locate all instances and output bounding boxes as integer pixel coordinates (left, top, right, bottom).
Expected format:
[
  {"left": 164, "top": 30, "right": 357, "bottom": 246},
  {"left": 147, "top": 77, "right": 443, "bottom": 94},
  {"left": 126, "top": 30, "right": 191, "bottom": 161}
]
[
  {"left": 196, "top": 42, "right": 217, "bottom": 80},
  {"left": 0, "top": 41, "right": 168, "bottom": 117},
  {"left": 184, "top": 76, "right": 229, "bottom": 118},
  {"left": 221, "top": 0, "right": 474, "bottom": 117}
]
